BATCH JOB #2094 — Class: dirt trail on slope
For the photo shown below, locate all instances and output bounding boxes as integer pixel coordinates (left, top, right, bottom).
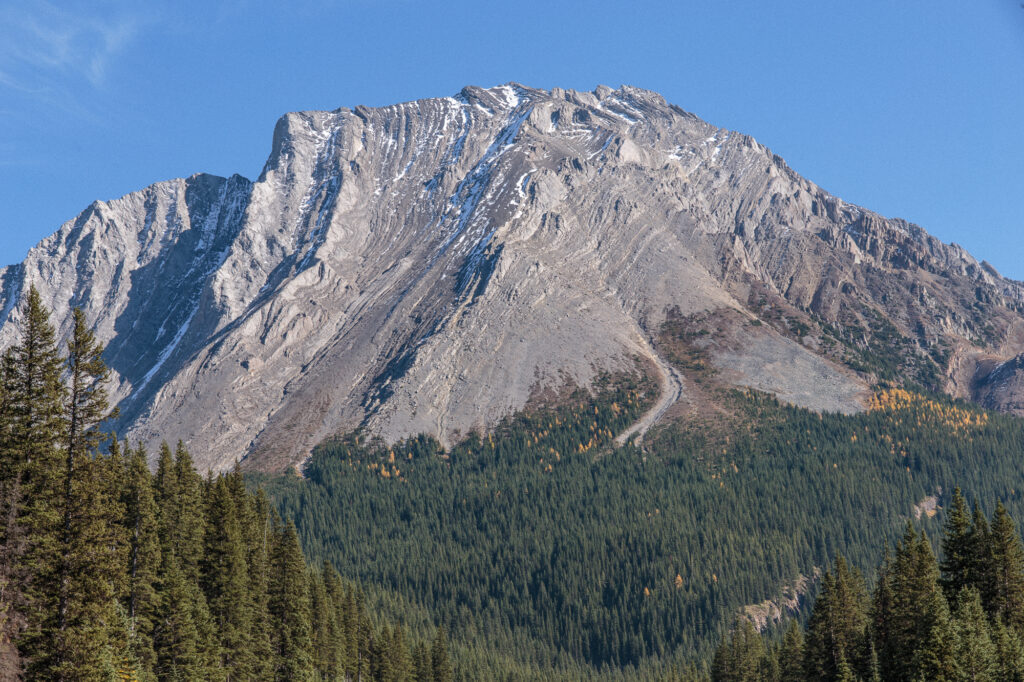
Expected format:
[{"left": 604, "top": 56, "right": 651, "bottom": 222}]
[{"left": 615, "top": 332, "right": 684, "bottom": 447}]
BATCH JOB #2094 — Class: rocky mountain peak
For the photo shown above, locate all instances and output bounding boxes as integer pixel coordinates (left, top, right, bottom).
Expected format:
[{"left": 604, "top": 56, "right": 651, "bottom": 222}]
[{"left": 2, "top": 83, "right": 1022, "bottom": 472}]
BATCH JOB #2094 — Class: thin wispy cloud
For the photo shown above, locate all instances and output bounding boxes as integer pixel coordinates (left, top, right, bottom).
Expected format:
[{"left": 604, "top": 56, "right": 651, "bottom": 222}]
[{"left": 0, "top": 1, "right": 145, "bottom": 92}]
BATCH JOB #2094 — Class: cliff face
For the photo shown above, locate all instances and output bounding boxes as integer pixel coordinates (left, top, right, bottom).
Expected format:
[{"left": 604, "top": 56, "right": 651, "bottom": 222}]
[{"left": 2, "top": 83, "right": 1020, "bottom": 472}]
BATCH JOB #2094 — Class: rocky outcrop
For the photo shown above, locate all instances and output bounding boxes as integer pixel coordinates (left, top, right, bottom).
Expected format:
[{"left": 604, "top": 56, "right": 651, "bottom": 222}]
[{"left": 1, "top": 83, "right": 1022, "bottom": 472}]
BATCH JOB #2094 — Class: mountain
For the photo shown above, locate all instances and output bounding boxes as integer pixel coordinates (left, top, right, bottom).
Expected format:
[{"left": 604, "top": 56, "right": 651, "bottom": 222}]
[{"left": 2, "top": 83, "right": 1022, "bottom": 473}]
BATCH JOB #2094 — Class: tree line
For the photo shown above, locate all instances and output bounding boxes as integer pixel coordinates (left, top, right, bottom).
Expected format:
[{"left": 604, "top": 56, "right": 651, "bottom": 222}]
[
  {"left": 264, "top": 381, "right": 1024, "bottom": 678},
  {"left": 0, "top": 288, "right": 454, "bottom": 681},
  {"left": 712, "top": 488, "right": 1024, "bottom": 681}
]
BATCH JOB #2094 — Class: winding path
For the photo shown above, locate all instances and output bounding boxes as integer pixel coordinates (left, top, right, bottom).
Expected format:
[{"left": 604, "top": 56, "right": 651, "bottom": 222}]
[{"left": 614, "top": 332, "right": 684, "bottom": 447}]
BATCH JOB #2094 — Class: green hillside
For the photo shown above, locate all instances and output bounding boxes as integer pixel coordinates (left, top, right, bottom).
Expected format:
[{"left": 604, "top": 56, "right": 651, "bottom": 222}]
[{"left": 263, "top": 379, "right": 1024, "bottom": 679}]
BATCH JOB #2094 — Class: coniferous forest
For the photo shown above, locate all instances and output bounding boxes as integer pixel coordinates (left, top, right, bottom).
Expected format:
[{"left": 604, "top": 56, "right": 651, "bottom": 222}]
[
  {"left": 10, "top": 291, "right": 1024, "bottom": 681},
  {"left": 263, "top": 374, "right": 1024, "bottom": 679},
  {"left": 711, "top": 489, "right": 1024, "bottom": 682},
  {"left": 0, "top": 289, "right": 453, "bottom": 681}
]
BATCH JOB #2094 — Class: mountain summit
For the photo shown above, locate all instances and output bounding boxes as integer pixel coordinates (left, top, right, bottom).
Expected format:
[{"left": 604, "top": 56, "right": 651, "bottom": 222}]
[{"left": 2, "top": 83, "right": 1022, "bottom": 472}]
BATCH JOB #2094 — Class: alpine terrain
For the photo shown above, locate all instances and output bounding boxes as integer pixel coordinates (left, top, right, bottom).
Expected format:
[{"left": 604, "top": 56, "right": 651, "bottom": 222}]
[{"left": 2, "top": 83, "right": 1022, "bottom": 473}]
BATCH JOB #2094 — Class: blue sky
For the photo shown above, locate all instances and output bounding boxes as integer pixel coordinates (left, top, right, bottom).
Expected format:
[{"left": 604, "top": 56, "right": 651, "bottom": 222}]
[{"left": 1, "top": 0, "right": 1022, "bottom": 277}]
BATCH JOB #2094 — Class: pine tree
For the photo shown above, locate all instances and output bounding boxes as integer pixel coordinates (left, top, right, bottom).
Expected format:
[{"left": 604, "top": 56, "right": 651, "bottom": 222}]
[
  {"left": 269, "top": 520, "right": 314, "bottom": 680},
  {"left": 940, "top": 487, "right": 973, "bottom": 599},
  {"left": 987, "top": 502, "right": 1024, "bottom": 629},
  {"left": 711, "top": 619, "right": 765, "bottom": 682},
  {"left": 777, "top": 619, "right": 804, "bottom": 682},
  {"left": 803, "top": 555, "right": 870, "bottom": 681},
  {"left": 430, "top": 626, "right": 454, "bottom": 682},
  {"left": 152, "top": 560, "right": 210, "bottom": 681},
  {"left": 200, "top": 475, "right": 254, "bottom": 678},
  {"left": 412, "top": 640, "right": 431, "bottom": 682},
  {"left": 880, "top": 524, "right": 951, "bottom": 681},
  {"left": 172, "top": 442, "right": 206, "bottom": 586},
  {"left": 968, "top": 503, "right": 993, "bottom": 605},
  {"left": 243, "top": 488, "right": 276, "bottom": 680},
  {"left": 44, "top": 306, "right": 126, "bottom": 680},
  {"left": 9, "top": 288, "right": 68, "bottom": 678},
  {"left": 121, "top": 443, "right": 160, "bottom": 680},
  {"left": 911, "top": 590, "right": 958, "bottom": 682},
  {"left": 952, "top": 587, "right": 995, "bottom": 682},
  {"left": 993, "top": 620, "right": 1024, "bottom": 682}
]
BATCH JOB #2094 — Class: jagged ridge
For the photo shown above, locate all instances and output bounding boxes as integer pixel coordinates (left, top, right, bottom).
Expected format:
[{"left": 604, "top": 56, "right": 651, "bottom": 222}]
[{"left": 2, "top": 83, "right": 1023, "bottom": 472}]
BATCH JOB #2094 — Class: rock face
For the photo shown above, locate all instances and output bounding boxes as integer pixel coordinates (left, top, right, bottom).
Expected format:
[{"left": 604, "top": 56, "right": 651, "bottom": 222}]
[{"left": 2, "top": 83, "right": 1022, "bottom": 472}]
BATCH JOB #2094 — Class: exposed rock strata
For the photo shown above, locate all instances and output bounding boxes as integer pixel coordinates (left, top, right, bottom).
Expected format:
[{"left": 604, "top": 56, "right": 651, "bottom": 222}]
[{"left": 1, "top": 84, "right": 1021, "bottom": 472}]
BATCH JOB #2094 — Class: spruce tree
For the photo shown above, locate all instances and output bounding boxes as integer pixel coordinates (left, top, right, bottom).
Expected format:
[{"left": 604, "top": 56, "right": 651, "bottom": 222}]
[
  {"left": 152, "top": 441, "right": 215, "bottom": 680},
  {"left": 993, "top": 620, "right": 1024, "bottom": 682},
  {"left": 45, "top": 306, "right": 125, "bottom": 680},
  {"left": 315, "top": 562, "right": 345, "bottom": 679},
  {"left": 940, "top": 487, "right": 973, "bottom": 599},
  {"left": 10, "top": 287, "right": 67, "bottom": 678},
  {"left": 803, "top": 555, "right": 870, "bottom": 681},
  {"left": 987, "top": 502, "right": 1024, "bottom": 629},
  {"left": 412, "top": 640, "right": 431, "bottom": 682},
  {"left": 871, "top": 548, "right": 896, "bottom": 678},
  {"left": 968, "top": 503, "right": 993, "bottom": 605},
  {"left": 777, "top": 619, "right": 804, "bottom": 682},
  {"left": 881, "top": 524, "right": 950, "bottom": 681},
  {"left": 121, "top": 443, "right": 160, "bottom": 680},
  {"left": 430, "top": 625, "right": 454, "bottom": 682},
  {"left": 172, "top": 442, "right": 206, "bottom": 585},
  {"left": 390, "top": 624, "right": 415, "bottom": 681},
  {"left": 911, "top": 590, "right": 958, "bottom": 682},
  {"left": 711, "top": 619, "right": 765, "bottom": 682},
  {"left": 244, "top": 488, "right": 276, "bottom": 680},
  {"left": 0, "top": 452, "right": 25, "bottom": 680},
  {"left": 201, "top": 475, "right": 254, "bottom": 678},
  {"left": 952, "top": 587, "right": 995, "bottom": 682},
  {"left": 269, "top": 520, "right": 314, "bottom": 680},
  {"left": 152, "top": 560, "right": 210, "bottom": 681}
]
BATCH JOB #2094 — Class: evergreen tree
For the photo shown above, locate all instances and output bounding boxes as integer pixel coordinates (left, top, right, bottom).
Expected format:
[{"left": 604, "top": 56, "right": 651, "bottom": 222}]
[
  {"left": 870, "top": 549, "right": 895, "bottom": 679},
  {"left": 952, "top": 587, "right": 995, "bottom": 682},
  {"left": 45, "top": 307, "right": 125, "bottom": 680},
  {"left": 172, "top": 442, "right": 206, "bottom": 585},
  {"left": 777, "top": 620, "right": 804, "bottom": 682},
  {"left": 430, "top": 626, "right": 454, "bottom": 682},
  {"left": 200, "top": 475, "right": 254, "bottom": 678},
  {"left": 152, "top": 560, "right": 211, "bottom": 681},
  {"left": 940, "top": 487, "right": 972, "bottom": 599},
  {"left": 968, "top": 503, "right": 993, "bottom": 606},
  {"left": 269, "top": 520, "right": 314, "bottom": 680},
  {"left": 0, "top": 457, "right": 25, "bottom": 681},
  {"left": 412, "top": 640, "right": 431, "bottom": 682},
  {"left": 866, "top": 642, "right": 881, "bottom": 682},
  {"left": 834, "top": 653, "right": 856, "bottom": 682},
  {"left": 993, "top": 620, "right": 1024, "bottom": 682},
  {"left": 243, "top": 489, "right": 276, "bottom": 680},
  {"left": 711, "top": 620, "right": 765, "bottom": 682},
  {"left": 390, "top": 624, "right": 415, "bottom": 681},
  {"left": 879, "top": 525, "right": 949, "bottom": 681},
  {"left": 153, "top": 441, "right": 216, "bottom": 680},
  {"left": 6, "top": 288, "right": 67, "bottom": 676},
  {"left": 911, "top": 591, "right": 958, "bottom": 682},
  {"left": 803, "top": 556, "right": 870, "bottom": 681},
  {"left": 121, "top": 443, "right": 160, "bottom": 680},
  {"left": 987, "top": 502, "right": 1024, "bottom": 628}
]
